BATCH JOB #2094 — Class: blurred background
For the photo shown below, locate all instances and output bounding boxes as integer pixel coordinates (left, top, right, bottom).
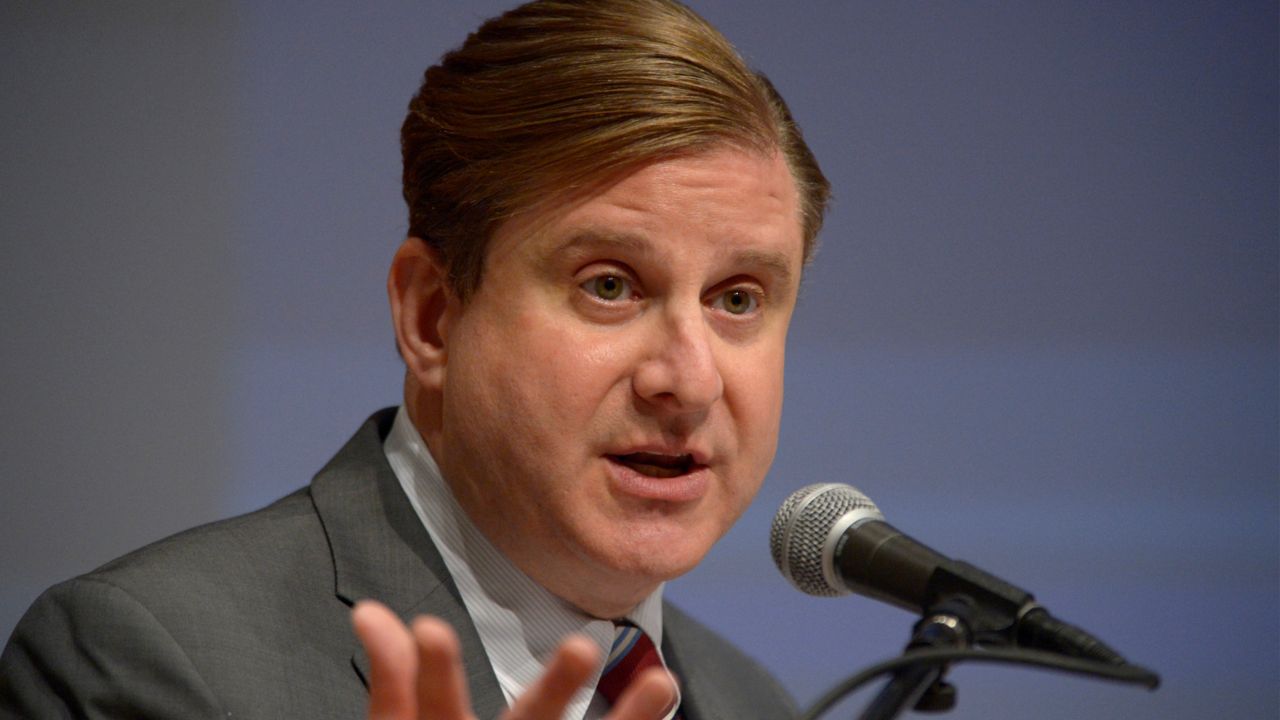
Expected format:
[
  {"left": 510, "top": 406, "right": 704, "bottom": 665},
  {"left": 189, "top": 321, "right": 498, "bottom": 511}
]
[{"left": 2, "top": 2, "right": 1275, "bottom": 717}]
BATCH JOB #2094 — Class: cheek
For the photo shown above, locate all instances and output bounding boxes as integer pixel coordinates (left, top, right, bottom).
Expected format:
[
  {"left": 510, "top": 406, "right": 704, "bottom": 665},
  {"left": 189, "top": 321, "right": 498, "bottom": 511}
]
[
  {"left": 449, "top": 310, "right": 626, "bottom": 454},
  {"left": 718, "top": 353, "right": 785, "bottom": 501},
  {"left": 727, "top": 348, "right": 786, "bottom": 440}
]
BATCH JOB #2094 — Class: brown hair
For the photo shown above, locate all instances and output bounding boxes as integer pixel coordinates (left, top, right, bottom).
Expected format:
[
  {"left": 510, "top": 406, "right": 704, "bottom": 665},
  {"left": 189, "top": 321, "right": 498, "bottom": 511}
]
[{"left": 401, "top": 0, "right": 829, "bottom": 299}]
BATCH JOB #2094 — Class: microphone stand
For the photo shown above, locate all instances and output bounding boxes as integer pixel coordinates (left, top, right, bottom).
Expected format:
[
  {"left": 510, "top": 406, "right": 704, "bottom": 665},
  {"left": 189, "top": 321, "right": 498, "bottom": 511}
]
[{"left": 858, "top": 598, "right": 973, "bottom": 720}]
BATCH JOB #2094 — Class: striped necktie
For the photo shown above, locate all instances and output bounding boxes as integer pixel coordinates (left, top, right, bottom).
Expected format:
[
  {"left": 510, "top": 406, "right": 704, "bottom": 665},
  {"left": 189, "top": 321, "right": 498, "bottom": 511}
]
[{"left": 597, "top": 622, "right": 682, "bottom": 719}]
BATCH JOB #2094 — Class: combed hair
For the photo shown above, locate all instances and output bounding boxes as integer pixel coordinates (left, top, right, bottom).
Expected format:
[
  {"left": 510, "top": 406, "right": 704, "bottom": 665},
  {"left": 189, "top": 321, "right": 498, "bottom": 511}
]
[{"left": 401, "top": 0, "right": 830, "bottom": 298}]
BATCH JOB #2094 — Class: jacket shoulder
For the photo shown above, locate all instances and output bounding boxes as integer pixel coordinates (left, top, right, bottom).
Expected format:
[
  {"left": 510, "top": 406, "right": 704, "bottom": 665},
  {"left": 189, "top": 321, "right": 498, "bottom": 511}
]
[
  {"left": 0, "top": 573, "right": 229, "bottom": 718},
  {"left": 0, "top": 487, "right": 365, "bottom": 719},
  {"left": 89, "top": 486, "right": 324, "bottom": 593}
]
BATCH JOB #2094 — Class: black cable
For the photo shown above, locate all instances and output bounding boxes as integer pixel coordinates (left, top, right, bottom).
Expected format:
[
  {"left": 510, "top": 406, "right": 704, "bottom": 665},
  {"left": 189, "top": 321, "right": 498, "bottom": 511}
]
[{"left": 798, "top": 647, "right": 1161, "bottom": 720}]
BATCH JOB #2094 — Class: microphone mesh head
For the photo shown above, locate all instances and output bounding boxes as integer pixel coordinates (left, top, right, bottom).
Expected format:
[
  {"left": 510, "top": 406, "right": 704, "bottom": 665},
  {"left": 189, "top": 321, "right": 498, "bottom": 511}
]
[{"left": 770, "top": 483, "right": 882, "bottom": 597}]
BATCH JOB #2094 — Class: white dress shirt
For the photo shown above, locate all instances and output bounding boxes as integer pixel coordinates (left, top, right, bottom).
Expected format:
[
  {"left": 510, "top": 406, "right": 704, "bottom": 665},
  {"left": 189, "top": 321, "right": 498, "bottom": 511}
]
[{"left": 383, "top": 406, "right": 680, "bottom": 720}]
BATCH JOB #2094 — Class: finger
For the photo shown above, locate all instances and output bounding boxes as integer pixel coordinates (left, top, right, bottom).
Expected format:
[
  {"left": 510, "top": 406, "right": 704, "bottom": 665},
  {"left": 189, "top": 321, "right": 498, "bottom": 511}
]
[
  {"left": 352, "top": 600, "right": 418, "bottom": 720},
  {"left": 502, "top": 634, "right": 599, "bottom": 719},
  {"left": 604, "top": 667, "right": 678, "bottom": 720},
  {"left": 411, "top": 615, "right": 474, "bottom": 720}
]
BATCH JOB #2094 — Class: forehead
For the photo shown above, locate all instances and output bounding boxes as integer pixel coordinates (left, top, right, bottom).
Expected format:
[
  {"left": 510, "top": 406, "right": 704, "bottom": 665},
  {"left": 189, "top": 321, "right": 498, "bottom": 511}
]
[{"left": 489, "top": 147, "right": 804, "bottom": 273}]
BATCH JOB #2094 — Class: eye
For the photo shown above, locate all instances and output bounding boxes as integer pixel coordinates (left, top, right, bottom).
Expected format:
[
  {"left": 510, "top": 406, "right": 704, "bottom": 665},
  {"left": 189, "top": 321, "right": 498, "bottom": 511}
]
[
  {"left": 581, "top": 274, "right": 633, "bottom": 302},
  {"left": 714, "top": 288, "right": 759, "bottom": 315}
]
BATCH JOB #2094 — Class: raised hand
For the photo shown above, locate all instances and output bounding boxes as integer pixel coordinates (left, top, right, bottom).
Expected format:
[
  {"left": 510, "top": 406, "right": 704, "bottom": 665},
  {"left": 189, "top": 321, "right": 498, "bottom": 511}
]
[{"left": 352, "top": 600, "right": 677, "bottom": 720}]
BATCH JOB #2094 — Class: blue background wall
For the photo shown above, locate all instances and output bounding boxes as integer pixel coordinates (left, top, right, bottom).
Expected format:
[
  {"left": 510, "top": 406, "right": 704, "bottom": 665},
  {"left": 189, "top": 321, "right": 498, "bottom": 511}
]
[{"left": 2, "top": 2, "right": 1275, "bottom": 717}]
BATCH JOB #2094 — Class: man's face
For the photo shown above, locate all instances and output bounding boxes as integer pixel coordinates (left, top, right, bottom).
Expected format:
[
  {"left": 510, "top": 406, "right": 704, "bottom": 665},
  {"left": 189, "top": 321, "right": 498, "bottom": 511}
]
[{"left": 432, "top": 146, "right": 804, "bottom": 616}]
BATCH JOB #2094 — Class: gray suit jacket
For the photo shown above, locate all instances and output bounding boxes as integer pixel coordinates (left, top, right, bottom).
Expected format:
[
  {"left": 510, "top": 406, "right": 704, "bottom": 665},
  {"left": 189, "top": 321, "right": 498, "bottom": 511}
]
[{"left": 0, "top": 409, "right": 797, "bottom": 719}]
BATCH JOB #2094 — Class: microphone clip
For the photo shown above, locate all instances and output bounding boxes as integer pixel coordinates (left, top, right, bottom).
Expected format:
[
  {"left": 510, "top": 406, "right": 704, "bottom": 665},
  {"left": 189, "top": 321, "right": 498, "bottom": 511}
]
[
  {"left": 903, "top": 597, "right": 978, "bottom": 714},
  {"left": 863, "top": 596, "right": 978, "bottom": 719}
]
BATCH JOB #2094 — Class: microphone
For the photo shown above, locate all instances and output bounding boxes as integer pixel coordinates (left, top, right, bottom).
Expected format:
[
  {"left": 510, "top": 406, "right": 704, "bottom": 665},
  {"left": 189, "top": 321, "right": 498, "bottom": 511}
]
[{"left": 770, "top": 483, "right": 1130, "bottom": 665}]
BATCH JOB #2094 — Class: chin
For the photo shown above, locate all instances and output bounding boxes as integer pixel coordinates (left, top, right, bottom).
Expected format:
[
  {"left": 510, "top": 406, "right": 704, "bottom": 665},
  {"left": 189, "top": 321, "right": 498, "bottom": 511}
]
[{"left": 598, "top": 525, "right": 717, "bottom": 581}]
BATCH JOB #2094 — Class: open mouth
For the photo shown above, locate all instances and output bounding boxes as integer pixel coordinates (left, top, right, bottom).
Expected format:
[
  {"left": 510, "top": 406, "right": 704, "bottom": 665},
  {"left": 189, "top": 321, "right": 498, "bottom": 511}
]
[{"left": 608, "top": 452, "right": 697, "bottom": 479}]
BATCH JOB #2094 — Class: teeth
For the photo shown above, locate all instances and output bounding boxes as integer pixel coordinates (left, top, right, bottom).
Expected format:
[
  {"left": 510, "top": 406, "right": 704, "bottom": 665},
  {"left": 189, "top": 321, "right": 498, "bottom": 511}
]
[
  {"left": 627, "top": 462, "right": 685, "bottom": 479},
  {"left": 614, "top": 453, "right": 693, "bottom": 478}
]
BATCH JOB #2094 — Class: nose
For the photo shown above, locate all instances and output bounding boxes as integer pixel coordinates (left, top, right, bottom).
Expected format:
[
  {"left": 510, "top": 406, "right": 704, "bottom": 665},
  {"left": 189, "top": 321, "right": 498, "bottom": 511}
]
[{"left": 631, "top": 308, "right": 724, "bottom": 414}]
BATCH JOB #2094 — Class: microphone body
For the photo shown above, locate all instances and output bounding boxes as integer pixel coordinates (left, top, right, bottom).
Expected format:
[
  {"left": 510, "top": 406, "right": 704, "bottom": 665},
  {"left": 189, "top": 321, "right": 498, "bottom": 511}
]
[{"left": 771, "top": 483, "right": 1128, "bottom": 665}]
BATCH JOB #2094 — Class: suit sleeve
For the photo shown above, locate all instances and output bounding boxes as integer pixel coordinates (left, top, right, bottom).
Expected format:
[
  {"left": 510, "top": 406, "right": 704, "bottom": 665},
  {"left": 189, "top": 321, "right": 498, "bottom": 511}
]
[{"left": 0, "top": 577, "right": 227, "bottom": 719}]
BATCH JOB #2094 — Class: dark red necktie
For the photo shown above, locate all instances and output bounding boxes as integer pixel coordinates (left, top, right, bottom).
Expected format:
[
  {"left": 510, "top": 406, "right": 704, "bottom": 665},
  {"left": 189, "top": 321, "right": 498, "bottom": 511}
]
[{"left": 597, "top": 622, "right": 683, "bottom": 719}]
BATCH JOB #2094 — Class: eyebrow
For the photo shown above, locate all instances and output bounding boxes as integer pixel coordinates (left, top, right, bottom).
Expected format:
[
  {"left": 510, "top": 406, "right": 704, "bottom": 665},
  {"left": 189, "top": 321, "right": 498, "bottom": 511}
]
[
  {"left": 545, "top": 230, "right": 656, "bottom": 262},
  {"left": 730, "top": 247, "right": 797, "bottom": 289},
  {"left": 544, "top": 229, "right": 798, "bottom": 287}
]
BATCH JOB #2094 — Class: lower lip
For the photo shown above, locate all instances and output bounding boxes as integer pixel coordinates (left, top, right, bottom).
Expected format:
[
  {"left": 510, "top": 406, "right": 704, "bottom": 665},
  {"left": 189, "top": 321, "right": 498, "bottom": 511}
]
[{"left": 605, "top": 457, "right": 710, "bottom": 503}]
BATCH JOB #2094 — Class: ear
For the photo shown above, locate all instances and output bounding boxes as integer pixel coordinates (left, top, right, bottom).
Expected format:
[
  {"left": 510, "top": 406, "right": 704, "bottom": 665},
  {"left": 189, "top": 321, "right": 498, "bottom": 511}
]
[{"left": 388, "top": 237, "right": 455, "bottom": 390}]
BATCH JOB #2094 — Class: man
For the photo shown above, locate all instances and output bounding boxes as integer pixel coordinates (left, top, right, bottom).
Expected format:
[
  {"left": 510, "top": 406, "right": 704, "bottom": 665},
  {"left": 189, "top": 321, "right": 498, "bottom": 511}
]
[{"left": 0, "top": 1, "right": 828, "bottom": 718}]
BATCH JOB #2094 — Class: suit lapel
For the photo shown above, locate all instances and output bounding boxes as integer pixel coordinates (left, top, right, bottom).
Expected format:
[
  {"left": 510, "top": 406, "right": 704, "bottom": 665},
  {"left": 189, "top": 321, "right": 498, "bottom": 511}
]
[
  {"left": 662, "top": 603, "right": 716, "bottom": 720},
  {"left": 310, "top": 409, "right": 507, "bottom": 719},
  {"left": 659, "top": 603, "right": 751, "bottom": 720}
]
